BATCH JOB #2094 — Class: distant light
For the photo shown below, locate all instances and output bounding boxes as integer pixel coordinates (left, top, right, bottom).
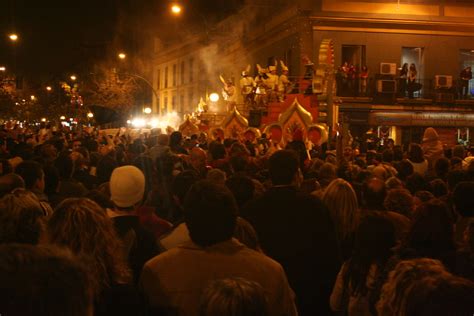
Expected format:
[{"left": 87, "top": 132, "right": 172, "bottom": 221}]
[
  {"left": 60, "top": 115, "right": 66, "bottom": 120},
  {"left": 0, "top": 66, "right": 5, "bottom": 72},
  {"left": 22, "top": 99, "right": 26, "bottom": 103},
  {"left": 69, "top": 118, "right": 74, "bottom": 121},
  {"left": 171, "top": 3, "right": 182, "bottom": 14},
  {"left": 209, "top": 93, "right": 220, "bottom": 102},
  {"left": 30, "top": 95, "right": 36, "bottom": 101},
  {"left": 118, "top": 53, "right": 126, "bottom": 59},
  {"left": 143, "top": 107, "right": 152, "bottom": 114},
  {"left": 46, "top": 86, "right": 52, "bottom": 91},
  {"left": 70, "top": 75, "right": 77, "bottom": 81},
  {"left": 9, "top": 34, "right": 18, "bottom": 41},
  {"left": 126, "top": 119, "right": 131, "bottom": 124},
  {"left": 15, "top": 102, "right": 19, "bottom": 105},
  {"left": 41, "top": 118, "right": 46, "bottom": 122},
  {"left": 87, "top": 112, "right": 94, "bottom": 118},
  {"left": 132, "top": 118, "right": 146, "bottom": 128}
]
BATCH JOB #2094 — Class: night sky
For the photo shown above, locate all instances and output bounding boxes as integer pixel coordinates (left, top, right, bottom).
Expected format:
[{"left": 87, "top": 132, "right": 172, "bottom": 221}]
[{"left": 0, "top": 0, "right": 244, "bottom": 82}]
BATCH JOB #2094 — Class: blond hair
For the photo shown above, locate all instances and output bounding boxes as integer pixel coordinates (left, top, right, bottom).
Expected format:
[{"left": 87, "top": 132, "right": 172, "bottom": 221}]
[{"left": 323, "top": 178, "right": 360, "bottom": 242}]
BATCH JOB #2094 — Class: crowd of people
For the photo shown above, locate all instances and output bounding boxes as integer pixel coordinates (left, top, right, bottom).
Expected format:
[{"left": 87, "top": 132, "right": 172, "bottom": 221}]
[{"left": 0, "top": 123, "right": 473, "bottom": 316}]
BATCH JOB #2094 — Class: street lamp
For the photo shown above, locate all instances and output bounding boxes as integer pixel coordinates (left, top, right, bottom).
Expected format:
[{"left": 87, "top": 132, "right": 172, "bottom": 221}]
[
  {"left": 0, "top": 66, "right": 5, "bottom": 72},
  {"left": 87, "top": 112, "right": 94, "bottom": 118},
  {"left": 171, "top": 3, "right": 182, "bottom": 15},
  {"left": 46, "top": 86, "right": 52, "bottom": 91},
  {"left": 143, "top": 107, "right": 152, "bottom": 114},
  {"left": 9, "top": 34, "right": 18, "bottom": 42},
  {"left": 70, "top": 75, "right": 77, "bottom": 81},
  {"left": 118, "top": 53, "right": 126, "bottom": 60},
  {"left": 209, "top": 93, "right": 220, "bottom": 102},
  {"left": 30, "top": 95, "right": 36, "bottom": 101}
]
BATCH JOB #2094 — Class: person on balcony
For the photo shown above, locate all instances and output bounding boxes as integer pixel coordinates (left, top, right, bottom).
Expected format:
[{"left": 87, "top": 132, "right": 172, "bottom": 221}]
[
  {"left": 399, "top": 63, "right": 408, "bottom": 97},
  {"left": 407, "top": 63, "right": 418, "bottom": 99},
  {"left": 359, "top": 65, "right": 369, "bottom": 96},
  {"left": 459, "top": 66, "right": 472, "bottom": 99},
  {"left": 278, "top": 60, "right": 291, "bottom": 101}
]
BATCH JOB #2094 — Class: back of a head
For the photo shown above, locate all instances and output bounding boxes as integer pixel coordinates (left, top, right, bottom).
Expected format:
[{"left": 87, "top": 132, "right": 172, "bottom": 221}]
[
  {"left": 206, "top": 168, "right": 226, "bottom": 185},
  {"left": 453, "top": 181, "right": 474, "bottom": 217},
  {"left": 362, "top": 177, "right": 387, "bottom": 210},
  {"left": 0, "top": 173, "right": 25, "bottom": 198},
  {"left": 408, "top": 143, "right": 424, "bottom": 163},
  {"left": 376, "top": 258, "right": 447, "bottom": 316},
  {"left": 0, "top": 189, "right": 45, "bottom": 244},
  {"left": 0, "top": 244, "right": 92, "bottom": 316},
  {"left": 199, "top": 277, "right": 268, "bottom": 316},
  {"left": 268, "top": 150, "right": 299, "bottom": 186},
  {"left": 157, "top": 133, "right": 169, "bottom": 146},
  {"left": 384, "top": 188, "right": 414, "bottom": 219},
  {"left": 54, "top": 152, "right": 75, "bottom": 179},
  {"left": 209, "top": 142, "right": 226, "bottom": 160},
  {"left": 404, "top": 274, "right": 474, "bottom": 316},
  {"left": 452, "top": 145, "right": 465, "bottom": 159},
  {"left": 434, "top": 157, "right": 450, "bottom": 177},
  {"left": 382, "top": 149, "right": 394, "bottom": 163},
  {"left": 226, "top": 175, "right": 255, "bottom": 209},
  {"left": 169, "top": 131, "right": 183, "bottom": 147},
  {"left": 407, "top": 199, "right": 455, "bottom": 257},
  {"left": 184, "top": 180, "right": 238, "bottom": 247},
  {"left": 172, "top": 170, "right": 198, "bottom": 205},
  {"left": 14, "top": 160, "right": 44, "bottom": 190}
]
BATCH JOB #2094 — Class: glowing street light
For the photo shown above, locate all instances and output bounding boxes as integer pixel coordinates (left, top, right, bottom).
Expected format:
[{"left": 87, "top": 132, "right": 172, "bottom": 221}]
[
  {"left": 9, "top": 33, "right": 18, "bottom": 42},
  {"left": 118, "top": 53, "right": 126, "bottom": 60},
  {"left": 0, "top": 66, "right": 5, "bottom": 72},
  {"left": 70, "top": 75, "right": 77, "bottom": 81},
  {"left": 60, "top": 116, "right": 66, "bottom": 120},
  {"left": 41, "top": 118, "right": 47, "bottom": 122},
  {"left": 209, "top": 93, "right": 220, "bottom": 102},
  {"left": 171, "top": 3, "right": 182, "bottom": 14},
  {"left": 143, "top": 107, "right": 152, "bottom": 114},
  {"left": 46, "top": 86, "right": 52, "bottom": 91},
  {"left": 30, "top": 95, "right": 36, "bottom": 101},
  {"left": 87, "top": 112, "right": 94, "bottom": 118}
]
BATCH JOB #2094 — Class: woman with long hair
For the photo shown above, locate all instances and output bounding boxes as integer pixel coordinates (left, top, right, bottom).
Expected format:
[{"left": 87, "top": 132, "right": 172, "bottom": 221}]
[
  {"left": 47, "top": 198, "right": 141, "bottom": 316},
  {"left": 407, "top": 63, "right": 418, "bottom": 99},
  {"left": 323, "top": 178, "right": 360, "bottom": 260},
  {"left": 330, "top": 214, "right": 396, "bottom": 315}
]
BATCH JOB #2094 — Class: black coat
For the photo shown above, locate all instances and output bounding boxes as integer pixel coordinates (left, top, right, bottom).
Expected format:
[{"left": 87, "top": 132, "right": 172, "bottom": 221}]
[{"left": 242, "top": 186, "right": 341, "bottom": 316}]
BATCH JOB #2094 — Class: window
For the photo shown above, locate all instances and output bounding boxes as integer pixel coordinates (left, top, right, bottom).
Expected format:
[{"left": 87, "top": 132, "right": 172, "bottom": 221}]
[
  {"left": 341, "top": 45, "right": 366, "bottom": 68},
  {"left": 173, "top": 64, "right": 177, "bottom": 87},
  {"left": 181, "top": 61, "right": 185, "bottom": 85},
  {"left": 156, "top": 68, "right": 161, "bottom": 90},
  {"left": 189, "top": 58, "right": 194, "bottom": 83},
  {"left": 164, "top": 67, "right": 168, "bottom": 88},
  {"left": 172, "top": 95, "right": 176, "bottom": 110}
]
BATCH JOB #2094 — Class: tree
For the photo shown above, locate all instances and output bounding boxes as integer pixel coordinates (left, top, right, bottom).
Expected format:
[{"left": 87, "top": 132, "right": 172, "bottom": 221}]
[{"left": 81, "top": 65, "right": 143, "bottom": 114}]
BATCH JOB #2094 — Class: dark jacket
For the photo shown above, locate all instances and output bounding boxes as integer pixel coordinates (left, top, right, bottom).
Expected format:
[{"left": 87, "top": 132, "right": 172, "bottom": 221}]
[{"left": 242, "top": 186, "right": 341, "bottom": 316}]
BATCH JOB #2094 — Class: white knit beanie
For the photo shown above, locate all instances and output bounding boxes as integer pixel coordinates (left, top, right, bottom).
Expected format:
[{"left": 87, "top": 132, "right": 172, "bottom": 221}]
[{"left": 110, "top": 165, "right": 145, "bottom": 208}]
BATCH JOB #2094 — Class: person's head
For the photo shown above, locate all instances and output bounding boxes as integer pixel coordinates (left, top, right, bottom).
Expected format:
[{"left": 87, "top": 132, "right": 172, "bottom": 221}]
[
  {"left": 385, "top": 176, "right": 403, "bottom": 191},
  {"left": 0, "top": 244, "right": 93, "bottom": 316},
  {"left": 268, "top": 150, "right": 300, "bottom": 186},
  {"left": 376, "top": 258, "right": 448, "bottom": 316},
  {"left": 184, "top": 180, "right": 238, "bottom": 247},
  {"left": 318, "top": 162, "right": 337, "bottom": 184},
  {"left": 384, "top": 188, "right": 414, "bottom": 218},
  {"left": 157, "top": 133, "right": 169, "bottom": 146},
  {"left": 96, "top": 155, "right": 118, "bottom": 185},
  {"left": 169, "top": 131, "right": 183, "bottom": 147},
  {"left": 199, "top": 277, "right": 268, "bottom": 316},
  {"left": 382, "top": 149, "right": 394, "bottom": 163},
  {"left": 0, "top": 189, "right": 45, "bottom": 244},
  {"left": 447, "top": 169, "right": 467, "bottom": 192},
  {"left": 429, "top": 179, "right": 448, "bottom": 198},
  {"left": 410, "top": 63, "right": 416, "bottom": 71},
  {"left": 171, "top": 170, "right": 198, "bottom": 207},
  {"left": 434, "top": 157, "right": 450, "bottom": 179},
  {"left": 403, "top": 274, "right": 474, "bottom": 316},
  {"left": 347, "top": 214, "right": 396, "bottom": 296},
  {"left": 406, "top": 199, "right": 455, "bottom": 259},
  {"left": 226, "top": 175, "right": 255, "bottom": 210},
  {"left": 209, "top": 141, "right": 226, "bottom": 160},
  {"left": 54, "top": 151, "right": 76, "bottom": 180},
  {"left": 362, "top": 177, "right": 387, "bottom": 210},
  {"left": 405, "top": 172, "right": 428, "bottom": 195},
  {"left": 452, "top": 145, "right": 465, "bottom": 159},
  {"left": 450, "top": 157, "right": 463, "bottom": 170},
  {"left": 109, "top": 165, "right": 145, "bottom": 210},
  {"left": 14, "top": 160, "right": 45, "bottom": 192},
  {"left": 397, "top": 159, "right": 414, "bottom": 181},
  {"left": 452, "top": 181, "right": 474, "bottom": 217},
  {"left": 47, "top": 198, "right": 130, "bottom": 292},
  {"left": 206, "top": 168, "right": 226, "bottom": 185},
  {"left": 323, "top": 178, "right": 360, "bottom": 241},
  {"left": 0, "top": 173, "right": 25, "bottom": 197},
  {"left": 408, "top": 143, "right": 424, "bottom": 163}
]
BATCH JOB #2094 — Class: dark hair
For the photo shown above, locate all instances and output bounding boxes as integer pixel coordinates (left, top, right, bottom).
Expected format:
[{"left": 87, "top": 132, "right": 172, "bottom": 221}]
[
  {"left": 0, "top": 189, "right": 45, "bottom": 244},
  {"left": 446, "top": 170, "right": 467, "bottom": 192},
  {"left": 0, "top": 159, "right": 12, "bottom": 176},
  {"left": 268, "top": 150, "right": 299, "bottom": 185},
  {"left": 382, "top": 149, "right": 394, "bottom": 163},
  {"left": 209, "top": 142, "right": 226, "bottom": 160},
  {"left": 54, "top": 151, "right": 75, "bottom": 179},
  {"left": 434, "top": 157, "right": 450, "bottom": 179},
  {"left": 396, "top": 159, "right": 414, "bottom": 181},
  {"left": 393, "top": 146, "right": 403, "bottom": 162},
  {"left": 452, "top": 181, "right": 474, "bottom": 217},
  {"left": 96, "top": 156, "right": 118, "bottom": 185},
  {"left": 405, "top": 172, "right": 428, "bottom": 195},
  {"left": 345, "top": 214, "right": 396, "bottom": 296},
  {"left": 172, "top": 170, "right": 198, "bottom": 205},
  {"left": 199, "top": 277, "right": 269, "bottom": 316},
  {"left": 169, "top": 131, "right": 183, "bottom": 147},
  {"left": 225, "top": 175, "right": 255, "bottom": 209},
  {"left": 428, "top": 179, "right": 448, "bottom": 198},
  {"left": 14, "top": 160, "right": 44, "bottom": 190},
  {"left": 404, "top": 275, "right": 474, "bottom": 316},
  {"left": 0, "top": 244, "right": 92, "bottom": 316},
  {"left": 42, "top": 164, "right": 60, "bottom": 195},
  {"left": 384, "top": 189, "right": 414, "bottom": 218},
  {"left": 362, "top": 177, "right": 387, "bottom": 210},
  {"left": 405, "top": 199, "right": 455, "bottom": 261},
  {"left": 408, "top": 143, "right": 424, "bottom": 163},
  {"left": 184, "top": 180, "right": 238, "bottom": 247},
  {"left": 0, "top": 173, "right": 25, "bottom": 198}
]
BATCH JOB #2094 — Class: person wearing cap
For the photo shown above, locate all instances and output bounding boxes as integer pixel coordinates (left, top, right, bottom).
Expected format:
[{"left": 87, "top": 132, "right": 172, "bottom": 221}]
[
  {"left": 421, "top": 127, "right": 444, "bottom": 171},
  {"left": 239, "top": 65, "right": 255, "bottom": 109},
  {"left": 108, "top": 165, "right": 158, "bottom": 284}
]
